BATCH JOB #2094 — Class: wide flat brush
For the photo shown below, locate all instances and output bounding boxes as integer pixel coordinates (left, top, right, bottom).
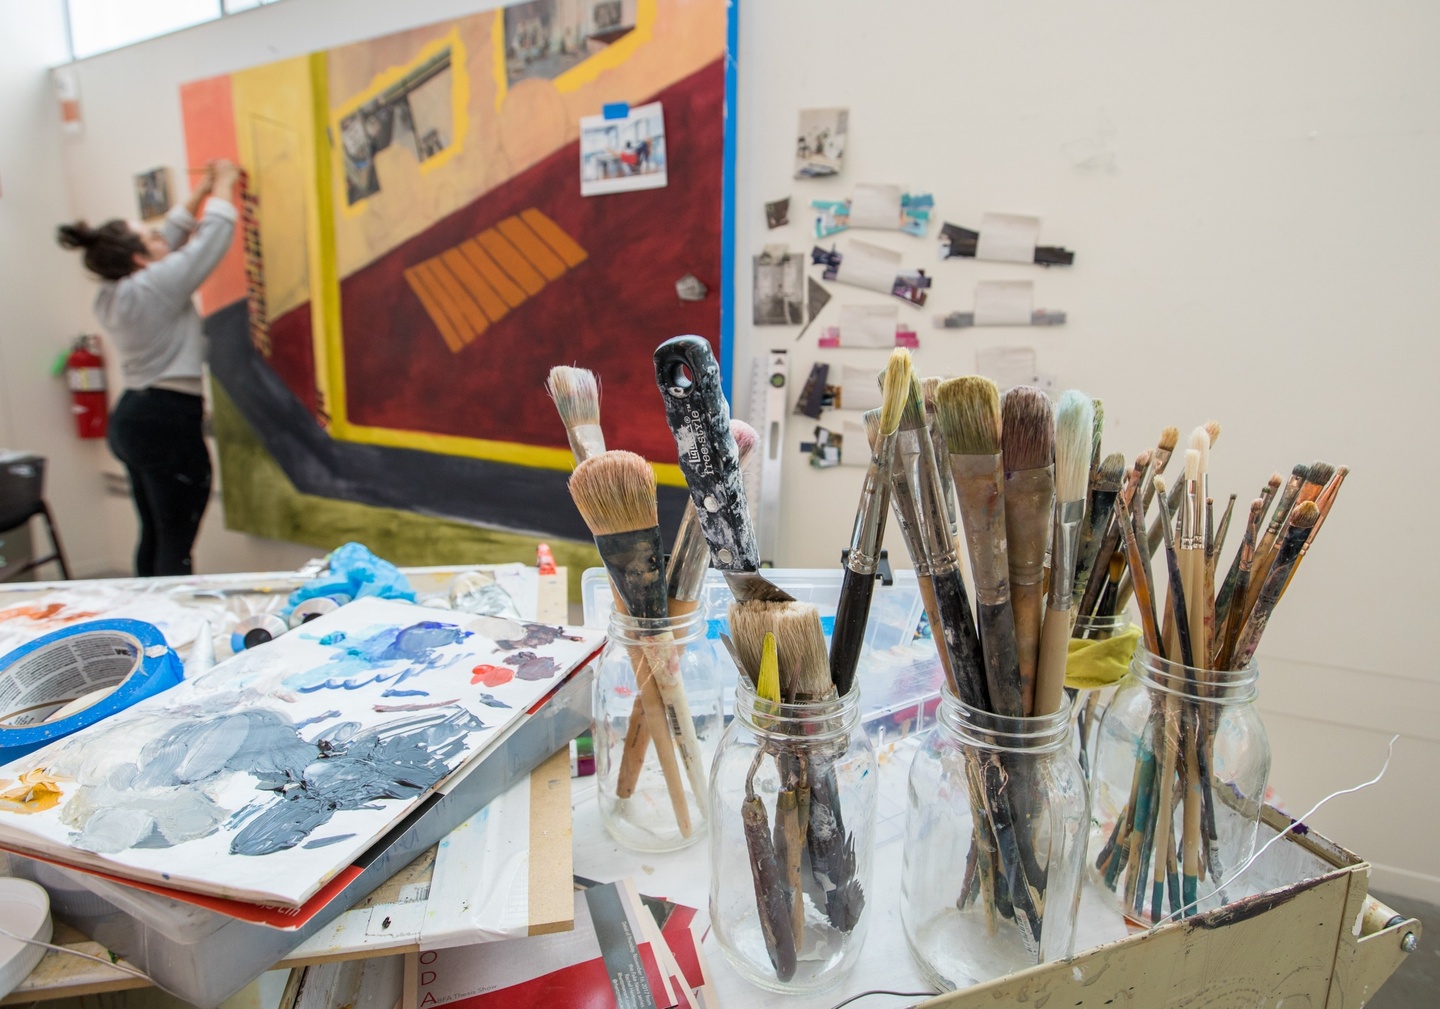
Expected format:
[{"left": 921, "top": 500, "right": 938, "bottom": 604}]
[
  {"left": 831, "top": 351, "right": 910, "bottom": 697},
  {"left": 999, "top": 386, "right": 1054, "bottom": 715},
  {"left": 1034, "top": 390, "right": 1094, "bottom": 715},
  {"left": 569, "top": 451, "right": 696, "bottom": 833},
  {"left": 936, "top": 376, "right": 1024, "bottom": 717}
]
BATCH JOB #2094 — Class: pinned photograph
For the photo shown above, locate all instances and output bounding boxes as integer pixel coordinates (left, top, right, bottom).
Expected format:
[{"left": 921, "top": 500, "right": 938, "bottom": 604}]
[
  {"left": 795, "top": 107, "right": 848, "bottom": 178},
  {"left": 765, "top": 196, "right": 790, "bottom": 229},
  {"left": 579, "top": 101, "right": 668, "bottom": 196},
  {"left": 752, "top": 246, "right": 804, "bottom": 325},
  {"left": 134, "top": 167, "right": 172, "bottom": 221}
]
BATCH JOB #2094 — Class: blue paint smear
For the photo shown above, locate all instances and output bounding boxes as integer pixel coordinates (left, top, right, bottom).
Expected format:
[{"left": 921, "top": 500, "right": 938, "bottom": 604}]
[
  {"left": 294, "top": 710, "right": 342, "bottom": 730},
  {"left": 381, "top": 689, "right": 429, "bottom": 698},
  {"left": 302, "top": 833, "right": 357, "bottom": 850},
  {"left": 319, "top": 632, "right": 347, "bottom": 646},
  {"left": 285, "top": 621, "right": 471, "bottom": 693}
]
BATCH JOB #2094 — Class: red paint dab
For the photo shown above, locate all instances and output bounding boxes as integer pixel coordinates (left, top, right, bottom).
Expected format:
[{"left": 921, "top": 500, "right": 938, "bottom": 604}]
[{"left": 471, "top": 664, "right": 514, "bottom": 687}]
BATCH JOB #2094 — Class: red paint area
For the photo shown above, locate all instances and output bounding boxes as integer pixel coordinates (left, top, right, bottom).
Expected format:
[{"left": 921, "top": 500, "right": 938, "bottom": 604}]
[
  {"left": 337, "top": 60, "right": 724, "bottom": 464},
  {"left": 266, "top": 303, "right": 319, "bottom": 417},
  {"left": 471, "top": 664, "right": 514, "bottom": 687}
]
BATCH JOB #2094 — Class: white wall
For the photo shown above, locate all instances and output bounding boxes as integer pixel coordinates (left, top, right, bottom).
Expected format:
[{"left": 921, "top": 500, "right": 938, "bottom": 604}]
[
  {"left": 9, "top": 0, "right": 1438, "bottom": 898},
  {"left": 732, "top": 1, "right": 1440, "bottom": 900}
]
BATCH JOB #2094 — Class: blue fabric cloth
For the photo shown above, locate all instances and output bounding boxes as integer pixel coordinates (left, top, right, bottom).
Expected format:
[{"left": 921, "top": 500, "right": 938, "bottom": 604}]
[{"left": 282, "top": 542, "right": 415, "bottom": 617}]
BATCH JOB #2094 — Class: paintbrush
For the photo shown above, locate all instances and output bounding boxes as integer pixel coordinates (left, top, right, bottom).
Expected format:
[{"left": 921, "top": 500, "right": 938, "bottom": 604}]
[
  {"left": 1281, "top": 466, "right": 1346, "bottom": 597},
  {"left": 1229, "top": 502, "right": 1319, "bottom": 668},
  {"left": 1033, "top": 390, "right": 1094, "bottom": 715},
  {"left": 830, "top": 351, "right": 911, "bottom": 697},
  {"left": 1073, "top": 452, "right": 1126, "bottom": 614},
  {"left": 1237, "top": 464, "right": 1307, "bottom": 618},
  {"left": 1114, "top": 427, "right": 1180, "bottom": 609},
  {"left": 999, "top": 386, "right": 1054, "bottom": 715},
  {"left": 569, "top": 451, "right": 709, "bottom": 825},
  {"left": 1215, "top": 498, "right": 1266, "bottom": 673},
  {"left": 1089, "top": 399, "right": 1105, "bottom": 482},
  {"left": 1242, "top": 462, "right": 1330, "bottom": 629},
  {"left": 1211, "top": 494, "right": 1238, "bottom": 576},
  {"left": 1146, "top": 422, "right": 1220, "bottom": 560},
  {"left": 935, "top": 376, "right": 1023, "bottom": 717},
  {"left": 1215, "top": 474, "right": 1281, "bottom": 633},
  {"left": 922, "top": 376, "right": 961, "bottom": 540},
  {"left": 1116, "top": 454, "right": 1163, "bottom": 654},
  {"left": 654, "top": 335, "right": 793, "bottom": 605},
  {"left": 546, "top": 366, "right": 606, "bottom": 462},
  {"left": 1182, "top": 430, "right": 1210, "bottom": 667}
]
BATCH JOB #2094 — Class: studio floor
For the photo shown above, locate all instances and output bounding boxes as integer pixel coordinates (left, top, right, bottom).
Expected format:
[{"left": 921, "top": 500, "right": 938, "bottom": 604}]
[{"left": 1369, "top": 890, "right": 1438, "bottom": 1008}]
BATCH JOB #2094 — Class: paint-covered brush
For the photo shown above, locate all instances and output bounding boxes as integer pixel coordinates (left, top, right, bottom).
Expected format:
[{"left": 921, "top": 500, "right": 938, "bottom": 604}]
[
  {"left": 1215, "top": 473, "right": 1281, "bottom": 632},
  {"left": 667, "top": 419, "right": 761, "bottom": 616},
  {"left": 1034, "top": 390, "right": 1094, "bottom": 715},
  {"left": 569, "top": 451, "right": 704, "bottom": 831},
  {"left": 1228, "top": 501, "right": 1319, "bottom": 667},
  {"left": 922, "top": 376, "right": 960, "bottom": 539},
  {"left": 1000, "top": 385, "right": 1054, "bottom": 715},
  {"left": 830, "top": 351, "right": 910, "bottom": 697},
  {"left": 1242, "top": 462, "right": 1329, "bottom": 628},
  {"left": 936, "top": 376, "right": 1023, "bottom": 717},
  {"left": 1114, "top": 427, "right": 1180, "bottom": 609},
  {"left": 546, "top": 366, "right": 605, "bottom": 462},
  {"left": 1073, "top": 452, "right": 1126, "bottom": 614},
  {"left": 1116, "top": 453, "right": 1163, "bottom": 654},
  {"left": 1216, "top": 498, "right": 1266, "bottom": 669},
  {"left": 654, "top": 335, "right": 793, "bottom": 604},
  {"left": 1182, "top": 429, "right": 1209, "bottom": 665},
  {"left": 1282, "top": 465, "right": 1346, "bottom": 597},
  {"left": 1152, "top": 477, "right": 1195, "bottom": 668}
]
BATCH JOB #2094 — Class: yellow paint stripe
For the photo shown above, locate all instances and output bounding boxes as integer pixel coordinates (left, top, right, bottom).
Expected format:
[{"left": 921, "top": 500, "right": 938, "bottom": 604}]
[
  {"left": 405, "top": 266, "right": 467, "bottom": 353},
  {"left": 497, "top": 216, "right": 567, "bottom": 281},
  {"left": 424, "top": 260, "right": 489, "bottom": 342},
  {"left": 520, "top": 209, "right": 588, "bottom": 268},
  {"left": 441, "top": 248, "right": 508, "bottom": 324},
  {"left": 459, "top": 239, "right": 528, "bottom": 307},
  {"left": 310, "top": 51, "right": 348, "bottom": 436},
  {"left": 476, "top": 229, "right": 547, "bottom": 295}
]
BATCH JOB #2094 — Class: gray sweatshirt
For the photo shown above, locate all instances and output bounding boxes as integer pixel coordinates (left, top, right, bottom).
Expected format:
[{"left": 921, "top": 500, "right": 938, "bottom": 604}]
[{"left": 94, "top": 198, "right": 237, "bottom": 396}]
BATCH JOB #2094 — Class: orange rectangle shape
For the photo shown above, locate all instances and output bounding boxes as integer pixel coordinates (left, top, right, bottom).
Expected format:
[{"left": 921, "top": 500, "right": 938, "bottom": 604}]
[
  {"left": 496, "top": 216, "right": 568, "bottom": 281},
  {"left": 441, "top": 249, "right": 509, "bottom": 324},
  {"left": 423, "top": 260, "right": 489, "bottom": 343},
  {"left": 459, "top": 240, "right": 528, "bottom": 308},
  {"left": 520, "top": 209, "right": 588, "bottom": 268},
  {"left": 475, "top": 229, "right": 547, "bottom": 295},
  {"left": 405, "top": 266, "right": 466, "bottom": 353}
]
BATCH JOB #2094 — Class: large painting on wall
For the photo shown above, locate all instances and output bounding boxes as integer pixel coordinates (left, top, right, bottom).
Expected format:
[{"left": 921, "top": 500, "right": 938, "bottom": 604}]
[{"left": 180, "top": 0, "right": 728, "bottom": 545}]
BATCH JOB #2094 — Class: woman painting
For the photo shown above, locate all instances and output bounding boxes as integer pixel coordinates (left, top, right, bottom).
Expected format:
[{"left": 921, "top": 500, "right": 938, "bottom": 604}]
[{"left": 56, "top": 159, "right": 239, "bottom": 576}]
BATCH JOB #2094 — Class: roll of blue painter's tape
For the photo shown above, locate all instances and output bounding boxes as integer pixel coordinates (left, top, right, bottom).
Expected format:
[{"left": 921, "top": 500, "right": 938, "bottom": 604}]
[{"left": 0, "top": 619, "right": 184, "bottom": 767}]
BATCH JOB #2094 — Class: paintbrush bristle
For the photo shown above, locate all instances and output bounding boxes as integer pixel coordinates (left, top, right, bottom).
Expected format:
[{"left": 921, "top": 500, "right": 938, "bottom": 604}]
[
  {"left": 1054, "top": 390, "right": 1095, "bottom": 503},
  {"left": 1290, "top": 463, "right": 1310, "bottom": 483},
  {"left": 1184, "top": 449, "right": 1200, "bottom": 484},
  {"left": 862, "top": 408, "right": 882, "bottom": 451},
  {"left": 1268, "top": 473, "right": 1283, "bottom": 491},
  {"left": 729, "top": 600, "right": 831, "bottom": 700},
  {"left": 1154, "top": 476, "right": 1168, "bottom": 496},
  {"left": 1158, "top": 427, "right": 1180, "bottom": 453},
  {"left": 898, "top": 372, "right": 927, "bottom": 432},
  {"left": 921, "top": 375, "right": 940, "bottom": 412},
  {"left": 1189, "top": 425, "right": 1209, "bottom": 477},
  {"left": 567, "top": 450, "right": 657, "bottom": 536},
  {"left": 1000, "top": 385, "right": 1054, "bottom": 471},
  {"left": 545, "top": 366, "right": 600, "bottom": 429},
  {"left": 1090, "top": 399, "right": 1105, "bottom": 462},
  {"left": 731, "top": 419, "right": 760, "bottom": 465},
  {"left": 1290, "top": 500, "right": 1320, "bottom": 530},
  {"left": 1306, "top": 461, "right": 1336, "bottom": 487},
  {"left": 880, "top": 351, "right": 913, "bottom": 437},
  {"left": 1095, "top": 452, "right": 1125, "bottom": 491},
  {"left": 1204, "top": 421, "right": 1221, "bottom": 447},
  {"left": 934, "top": 376, "right": 1001, "bottom": 456}
]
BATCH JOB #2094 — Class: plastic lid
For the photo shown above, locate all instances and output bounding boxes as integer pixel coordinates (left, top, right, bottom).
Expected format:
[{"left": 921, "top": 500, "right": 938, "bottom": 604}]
[{"left": 0, "top": 877, "right": 52, "bottom": 998}]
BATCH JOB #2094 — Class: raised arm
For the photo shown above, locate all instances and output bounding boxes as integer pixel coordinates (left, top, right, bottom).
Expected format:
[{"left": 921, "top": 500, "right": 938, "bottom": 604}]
[
  {"left": 134, "top": 161, "right": 239, "bottom": 307},
  {"left": 158, "top": 164, "right": 216, "bottom": 251}
]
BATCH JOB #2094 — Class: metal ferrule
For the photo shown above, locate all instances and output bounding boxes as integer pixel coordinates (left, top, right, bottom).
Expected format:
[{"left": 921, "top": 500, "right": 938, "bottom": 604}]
[
  {"left": 1181, "top": 478, "right": 1202, "bottom": 551},
  {"left": 1003, "top": 465, "right": 1054, "bottom": 588},
  {"left": 950, "top": 453, "right": 1010, "bottom": 604},
  {"left": 927, "top": 422, "right": 959, "bottom": 538},
  {"left": 666, "top": 505, "right": 711, "bottom": 603},
  {"left": 912, "top": 429, "right": 961, "bottom": 574},
  {"left": 848, "top": 432, "right": 896, "bottom": 575},
  {"left": 888, "top": 429, "right": 934, "bottom": 576},
  {"left": 568, "top": 423, "right": 606, "bottom": 462},
  {"left": 1048, "top": 500, "right": 1085, "bottom": 609}
]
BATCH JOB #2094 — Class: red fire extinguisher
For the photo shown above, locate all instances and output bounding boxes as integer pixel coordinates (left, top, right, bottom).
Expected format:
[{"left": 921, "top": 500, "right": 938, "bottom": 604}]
[{"left": 65, "top": 335, "right": 107, "bottom": 439}]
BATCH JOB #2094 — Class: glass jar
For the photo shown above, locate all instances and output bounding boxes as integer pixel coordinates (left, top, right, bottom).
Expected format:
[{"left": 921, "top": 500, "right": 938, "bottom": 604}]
[
  {"left": 594, "top": 609, "right": 722, "bottom": 852},
  {"left": 900, "top": 690, "right": 1088, "bottom": 990},
  {"left": 709, "top": 675, "right": 876, "bottom": 994},
  {"left": 1088, "top": 645, "right": 1270, "bottom": 926},
  {"left": 1069, "top": 612, "right": 1135, "bottom": 777}
]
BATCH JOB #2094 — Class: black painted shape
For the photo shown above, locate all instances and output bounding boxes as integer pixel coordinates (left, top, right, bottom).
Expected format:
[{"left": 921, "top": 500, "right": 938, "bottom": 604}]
[{"left": 205, "top": 302, "right": 688, "bottom": 542}]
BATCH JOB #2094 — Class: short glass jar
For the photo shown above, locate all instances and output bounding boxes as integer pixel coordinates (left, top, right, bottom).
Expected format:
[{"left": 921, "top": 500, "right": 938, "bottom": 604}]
[
  {"left": 709, "top": 675, "right": 876, "bottom": 994},
  {"left": 593, "top": 608, "right": 722, "bottom": 852},
  {"left": 1088, "top": 645, "right": 1271, "bottom": 925},
  {"left": 900, "top": 690, "right": 1088, "bottom": 989}
]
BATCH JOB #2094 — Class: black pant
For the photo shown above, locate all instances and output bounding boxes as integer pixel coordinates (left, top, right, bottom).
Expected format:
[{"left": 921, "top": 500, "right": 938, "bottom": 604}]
[{"left": 107, "top": 389, "right": 211, "bottom": 577}]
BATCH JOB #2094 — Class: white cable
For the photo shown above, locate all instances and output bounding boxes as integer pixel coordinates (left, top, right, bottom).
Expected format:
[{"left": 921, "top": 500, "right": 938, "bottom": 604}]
[
  {"left": 0, "top": 921, "right": 150, "bottom": 982},
  {"left": 1148, "top": 733, "right": 1399, "bottom": 931}
]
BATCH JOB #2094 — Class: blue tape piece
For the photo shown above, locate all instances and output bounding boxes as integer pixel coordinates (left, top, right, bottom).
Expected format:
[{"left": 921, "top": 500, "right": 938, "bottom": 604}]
[
  {"left": 707, "top": 615, "right": 837, "bottom": 639},
  {"left": 0, "top": 619, "right": 184, "bottom": 766},
  {"left": 602, "top": 102, "right": 630, "bottom": 120}
]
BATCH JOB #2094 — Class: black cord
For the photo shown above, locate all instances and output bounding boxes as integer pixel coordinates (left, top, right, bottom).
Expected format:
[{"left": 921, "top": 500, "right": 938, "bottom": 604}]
[{"left": 829, "top": 990, "right": 939, "bottom": 1009}]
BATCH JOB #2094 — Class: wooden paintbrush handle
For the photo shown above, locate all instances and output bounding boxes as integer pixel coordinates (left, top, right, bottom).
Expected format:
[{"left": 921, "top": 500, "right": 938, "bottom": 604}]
[
  {"left": 616, "top": 692, "right": 650, "bottom": 798},
  {"left": 977, "top": 601, "right": 1024, "bottom": 717},
  {"left": 1033, "top": 606, "right": 1072, "bottom": 716},
  {"left": 637, "top": 661, "right": 691, "bottom": 836},
  {"left": 638, "top": 640, "right": 711, "bottom": 807},
  {"left": 1011, "top": 580, "right": 1044, "bottom": 715}
]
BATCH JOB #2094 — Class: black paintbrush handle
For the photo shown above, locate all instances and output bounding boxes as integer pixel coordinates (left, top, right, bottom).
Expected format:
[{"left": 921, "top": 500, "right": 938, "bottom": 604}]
[
  {"left": 931, "top": 567, "right": 990, "bottom": 711},
  {"left": 977, "top": 601, "right": 1024, "bottom": 717},
  {"left": 830, "top": 567, "right": 874, "bottom": 696},
  {"left": 654, "top": 336, "right": 757, "bottom": 571}
]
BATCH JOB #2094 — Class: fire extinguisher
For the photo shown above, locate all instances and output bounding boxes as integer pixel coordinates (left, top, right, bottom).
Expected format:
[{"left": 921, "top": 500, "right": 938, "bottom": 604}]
[{"left": 64, "top": 335, "right": 107, "bottom": 439}]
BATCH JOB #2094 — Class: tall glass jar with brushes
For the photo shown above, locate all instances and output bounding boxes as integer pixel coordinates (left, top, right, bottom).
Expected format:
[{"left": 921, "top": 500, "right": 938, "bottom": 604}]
[
  {"left": 593, "top": 607, "right": 723, "bottom": 851},
  {"left": 900, "top": 689, "right": 1089, "bottom": 988},
  {"left": 1087, "top": 645, "right": 1270, "bottom": 925},
  {"left": 709, "top": 670, "right": 876, "bottom": 993}
]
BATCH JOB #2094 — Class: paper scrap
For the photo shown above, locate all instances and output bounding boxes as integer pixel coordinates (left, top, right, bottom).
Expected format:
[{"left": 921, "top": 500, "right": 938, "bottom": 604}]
[
  {"left": 793, "top": 362, "right": 830, "bottom": 418},
  {"left": 840, "top": 303, "right": 900, "bottom": 348},
  {"left": 838, "top": 364, "right": 883, "bottom": 412},
  {"left": 835, "top": 240, "right": 902, "bottom": 294},
  {"left": 849, "top": 184, "right": 903, "bottom": 229},
  {"left": 973, "top": 279, "right": 1035, "bottom": 326},
  {"left": 805, "top": 426, "right": 842, "bottom": 468},
  {"left": 765, "top": 197, "right": 790, "bottom": 229},
  {"left": 675, "top": 274, "right": 707, "bottom": 302},
  {"left": 976, "top": 346, "right": 1040, "bottom": 391},
  {"left": 753, "top": 247, "right": 804, "bottom": 325},
  {"left": 579, "top": 101, "right": 667, "bottom": 197},
  {"left": 841, "top": 418, "right": 869, "bottom": 466},
  {"left": 795, "top": 107, "right": 848, "bottom": 178},
  {"left": 813, "top": 188, "right": 932, "bottom": 238},
  {"left": 975, "top": 212, "right": 1041, "bottom": 264}
]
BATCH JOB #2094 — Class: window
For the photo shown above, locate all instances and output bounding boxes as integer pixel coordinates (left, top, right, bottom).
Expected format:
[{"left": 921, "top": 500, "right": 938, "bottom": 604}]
[{"left": 65, "top": 0, "right": 288, "bottom": 61}]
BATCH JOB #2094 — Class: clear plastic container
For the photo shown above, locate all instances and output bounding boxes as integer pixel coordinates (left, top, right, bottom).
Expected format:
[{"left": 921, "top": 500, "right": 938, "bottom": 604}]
[
  {"left": 594, "top": 609, "right": 722, "bottom": 851},
  {"left": 708, "top": 674, "right": 875, "bottom": 993},
  {"left": 1088, "top": 645, "right": 1271, "bottom": 925},
  {"left": 900, "top": 690, "right": 1087, "bottom": 989}
]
